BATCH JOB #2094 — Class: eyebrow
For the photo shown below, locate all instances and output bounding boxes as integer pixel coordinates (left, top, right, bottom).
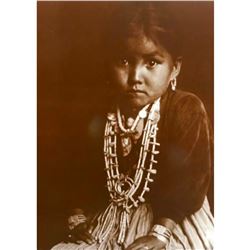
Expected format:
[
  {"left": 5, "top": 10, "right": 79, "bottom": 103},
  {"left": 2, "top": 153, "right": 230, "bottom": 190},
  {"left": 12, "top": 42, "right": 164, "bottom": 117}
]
[
  {"left": 142, "top": 51, "right": 164, "bottom": 57},
  {"left": 114, "top": 49, "right": 165, "bottom": 59}
]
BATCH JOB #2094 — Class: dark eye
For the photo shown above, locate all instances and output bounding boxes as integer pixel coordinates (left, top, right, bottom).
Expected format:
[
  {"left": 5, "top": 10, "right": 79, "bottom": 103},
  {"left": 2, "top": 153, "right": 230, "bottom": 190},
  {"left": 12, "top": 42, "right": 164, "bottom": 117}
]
[
  {"left": 147, "top": 60, "right": 158, "bottom": 68},
  {"left": 119, "top": 58, "right": 129, "bottom": 66}
]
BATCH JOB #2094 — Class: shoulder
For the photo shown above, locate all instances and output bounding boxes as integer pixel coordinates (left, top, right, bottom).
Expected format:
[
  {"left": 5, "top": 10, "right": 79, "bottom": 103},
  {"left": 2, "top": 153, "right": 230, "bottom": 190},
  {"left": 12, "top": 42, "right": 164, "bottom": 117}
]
[
  {"left": 160, "top": 89, "right": 207, "bottom": 120},
  {"left": 160, "top": 89, "right": 209, "bottom": 132},
  {"left": 171, "top": 90, "right": 207, "bottom": 115}
]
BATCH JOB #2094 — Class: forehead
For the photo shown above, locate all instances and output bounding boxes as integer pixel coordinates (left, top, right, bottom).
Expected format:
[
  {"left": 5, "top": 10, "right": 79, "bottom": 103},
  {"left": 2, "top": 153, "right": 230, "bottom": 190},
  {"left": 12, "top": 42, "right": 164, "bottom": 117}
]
[{"left": 118, "top": 34, "right": 170, "bottom": 57}]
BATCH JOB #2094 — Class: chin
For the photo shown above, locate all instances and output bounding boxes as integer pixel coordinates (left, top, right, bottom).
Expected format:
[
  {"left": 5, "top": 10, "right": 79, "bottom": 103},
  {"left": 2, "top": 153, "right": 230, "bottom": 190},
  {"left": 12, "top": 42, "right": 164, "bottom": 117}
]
[{"left": 127, "top": 97, "right": 150, "bottom": 109}]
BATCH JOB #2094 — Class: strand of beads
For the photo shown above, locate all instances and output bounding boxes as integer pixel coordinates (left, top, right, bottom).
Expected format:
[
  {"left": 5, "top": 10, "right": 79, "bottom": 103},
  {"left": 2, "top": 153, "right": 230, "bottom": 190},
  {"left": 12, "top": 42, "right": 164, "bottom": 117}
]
[
  {"left": 138, "top": 105, "right": 160, "bottom": 202},
  {"left": 104, "top": 98, "right": 161, "bottom": 206},
  {"left": 127, "top": 99, "right": 160, "bottom": 205},
  {"left": 117, "top": 103, "right": 150, "bottom": 135},
  {"left": 101, "top": 98, "right": 161, "bottom": 244},
  {"left": 104, "top": 115, "right": 116, "bottom": 198},
  {"left": 95, "top": 203, "right": 118, "bottom": 243}
]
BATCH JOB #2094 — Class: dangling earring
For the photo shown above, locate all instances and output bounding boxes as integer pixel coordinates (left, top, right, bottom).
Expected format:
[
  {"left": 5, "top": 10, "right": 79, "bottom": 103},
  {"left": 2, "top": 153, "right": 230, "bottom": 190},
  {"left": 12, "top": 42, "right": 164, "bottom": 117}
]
[{"left": 171, "top": 78, "right": 177, "bottom": 91}]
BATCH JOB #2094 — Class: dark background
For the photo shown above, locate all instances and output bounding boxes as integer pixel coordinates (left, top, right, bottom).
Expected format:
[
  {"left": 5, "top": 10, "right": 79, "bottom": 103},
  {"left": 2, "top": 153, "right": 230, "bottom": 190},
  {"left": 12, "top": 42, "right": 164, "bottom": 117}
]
[{"left": 38, "top": 2, "right": 213, "bottom": 249}]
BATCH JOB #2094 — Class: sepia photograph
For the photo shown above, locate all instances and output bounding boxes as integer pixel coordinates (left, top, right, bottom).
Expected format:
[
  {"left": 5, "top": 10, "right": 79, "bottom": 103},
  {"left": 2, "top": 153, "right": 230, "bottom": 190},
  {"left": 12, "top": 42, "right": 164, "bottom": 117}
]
[{"left": 38, "top": 1, "right": 214, "bottom": 249}]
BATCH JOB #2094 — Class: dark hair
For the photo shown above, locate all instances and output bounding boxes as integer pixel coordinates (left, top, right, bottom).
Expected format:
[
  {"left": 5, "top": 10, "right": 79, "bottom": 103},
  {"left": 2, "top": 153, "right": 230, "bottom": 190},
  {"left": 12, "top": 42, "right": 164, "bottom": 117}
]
[{"left": 103, "top": 2, "right": 182, "bottom": 60}]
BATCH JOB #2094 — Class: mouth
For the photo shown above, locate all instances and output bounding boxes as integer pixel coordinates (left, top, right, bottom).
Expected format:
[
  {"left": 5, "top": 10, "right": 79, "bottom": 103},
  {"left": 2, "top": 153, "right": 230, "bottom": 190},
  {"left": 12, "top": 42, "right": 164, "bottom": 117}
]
[{"left": 127, "top": 89, "right": 147, "bottom": 96}]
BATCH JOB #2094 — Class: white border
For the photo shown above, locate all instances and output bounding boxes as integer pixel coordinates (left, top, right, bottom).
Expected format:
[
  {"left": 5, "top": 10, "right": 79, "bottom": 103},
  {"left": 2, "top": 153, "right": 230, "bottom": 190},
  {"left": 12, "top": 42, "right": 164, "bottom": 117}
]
[
  {"left": 0, "top": 0, "right": 250, "bottom": 249},
  {"left": 215, "top": 0, "right": 250, "bottom": 249},
  {"left": 0, "top": 0, "right": 36, "bottom": 249}
]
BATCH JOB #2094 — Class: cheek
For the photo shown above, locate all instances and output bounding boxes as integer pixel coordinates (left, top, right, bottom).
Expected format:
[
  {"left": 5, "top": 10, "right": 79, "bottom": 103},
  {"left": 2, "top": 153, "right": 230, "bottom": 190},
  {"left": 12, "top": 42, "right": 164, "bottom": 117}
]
[
  {"left": 150, "top": 67, "right": 172, "bottom": 88},
  {"left": 110, "top": 67, "right": 128, "bottom": 88}
]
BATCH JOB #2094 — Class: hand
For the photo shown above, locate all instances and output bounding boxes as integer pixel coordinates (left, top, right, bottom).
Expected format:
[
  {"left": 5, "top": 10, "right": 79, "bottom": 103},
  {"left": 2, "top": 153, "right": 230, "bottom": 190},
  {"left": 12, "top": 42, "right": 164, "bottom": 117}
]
[
  {"left": 125, "top": 235, "right": 169, "bottom": 250},
  {"left": 66, "top": 222, "right": 96, "bottom": 245}
]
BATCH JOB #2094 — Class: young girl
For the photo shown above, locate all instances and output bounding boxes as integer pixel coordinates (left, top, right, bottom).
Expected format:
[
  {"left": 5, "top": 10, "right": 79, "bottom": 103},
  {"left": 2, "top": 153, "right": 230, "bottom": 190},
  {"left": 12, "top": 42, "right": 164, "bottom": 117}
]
[{"left": 52, "top": 3, "right": 213, "bottom": 250}]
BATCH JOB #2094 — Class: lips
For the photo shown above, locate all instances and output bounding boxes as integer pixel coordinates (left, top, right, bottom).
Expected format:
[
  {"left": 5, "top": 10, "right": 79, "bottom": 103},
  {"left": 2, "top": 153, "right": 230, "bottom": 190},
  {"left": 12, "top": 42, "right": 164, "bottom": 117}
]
[{"left": 127, "top": 89, "right": 147, "bottom": 95}]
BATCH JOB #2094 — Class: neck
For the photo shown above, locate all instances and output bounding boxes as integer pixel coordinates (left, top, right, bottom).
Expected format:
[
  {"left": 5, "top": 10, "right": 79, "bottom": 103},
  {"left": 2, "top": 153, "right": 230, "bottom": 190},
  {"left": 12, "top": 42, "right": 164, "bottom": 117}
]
[{"left": 118, "top": 103, "right": 141, "bottom": 119}]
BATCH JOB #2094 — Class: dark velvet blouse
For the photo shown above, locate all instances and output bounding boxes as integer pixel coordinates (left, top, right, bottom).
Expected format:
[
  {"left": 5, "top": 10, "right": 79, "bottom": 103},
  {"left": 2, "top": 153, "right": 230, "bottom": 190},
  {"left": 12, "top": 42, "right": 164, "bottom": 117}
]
[{"left": 77, "top": 88, "right": 213, "bottom": 224}]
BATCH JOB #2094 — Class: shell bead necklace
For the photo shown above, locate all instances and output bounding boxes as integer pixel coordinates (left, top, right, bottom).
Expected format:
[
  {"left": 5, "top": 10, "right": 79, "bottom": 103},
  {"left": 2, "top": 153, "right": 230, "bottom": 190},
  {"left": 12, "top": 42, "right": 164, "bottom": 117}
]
[{"left": 96, "top": 98, "right": 161, "bottom": 245}]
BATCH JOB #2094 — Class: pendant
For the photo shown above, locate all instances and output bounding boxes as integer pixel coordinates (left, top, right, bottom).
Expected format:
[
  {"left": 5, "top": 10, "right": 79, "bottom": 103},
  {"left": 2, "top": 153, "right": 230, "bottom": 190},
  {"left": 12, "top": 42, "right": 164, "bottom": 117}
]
[
  {"left": 149, "top": 110, "right": 160, "bottom": 124},
  {"left": 139, "top": 109, "right": 147, "bottom": 119},
  {"left": 121, "top": 135, "right": 132, "bottom": 157},
  {"left": 132, "top": 119, "right": 144, "bottom": 141}
]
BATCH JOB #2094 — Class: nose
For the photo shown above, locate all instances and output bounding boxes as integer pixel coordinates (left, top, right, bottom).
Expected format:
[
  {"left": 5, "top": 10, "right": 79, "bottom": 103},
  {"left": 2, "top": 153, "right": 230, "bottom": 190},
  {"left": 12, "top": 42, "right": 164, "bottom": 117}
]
[{"left": 128, "top": 64, "right": 143, "bottom": 86}]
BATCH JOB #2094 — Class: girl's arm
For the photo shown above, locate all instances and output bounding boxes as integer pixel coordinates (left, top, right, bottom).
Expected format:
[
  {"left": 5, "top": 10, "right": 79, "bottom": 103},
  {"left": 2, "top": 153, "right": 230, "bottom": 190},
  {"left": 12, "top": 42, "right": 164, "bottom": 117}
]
[
  {"left": 152, "top": 92, "right": 213, "bottom": 224},
  {"left": 126, "top": 92, "right": 212, "bottom": 250}
]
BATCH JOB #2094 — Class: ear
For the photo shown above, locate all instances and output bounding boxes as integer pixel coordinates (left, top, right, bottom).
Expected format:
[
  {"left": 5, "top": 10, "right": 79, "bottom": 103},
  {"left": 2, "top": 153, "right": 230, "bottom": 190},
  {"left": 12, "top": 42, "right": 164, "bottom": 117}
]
[{"left": 171, "top": 57, "right": 182, "bottom": 80}]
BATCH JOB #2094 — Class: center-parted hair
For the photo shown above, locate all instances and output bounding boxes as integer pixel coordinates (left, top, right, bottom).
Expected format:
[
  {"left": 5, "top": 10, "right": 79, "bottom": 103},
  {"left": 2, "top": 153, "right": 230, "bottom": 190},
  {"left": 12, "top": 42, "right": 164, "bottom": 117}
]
[{"left": 103, "top": 2, "right": 182, "bottom": 61}]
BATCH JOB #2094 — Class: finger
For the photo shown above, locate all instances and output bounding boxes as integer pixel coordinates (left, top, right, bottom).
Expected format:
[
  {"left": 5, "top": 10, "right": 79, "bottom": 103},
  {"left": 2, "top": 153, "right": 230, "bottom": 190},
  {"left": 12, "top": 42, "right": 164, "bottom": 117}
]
[
  {"left": 76, "top": 240, "right": 83, "bottom": 244},
  {"left": 125, "top": 243, "right": 145, "bottom": 250},
  {"left": 85, "top": 232, "right": 96, "bottom": 245},
  {"left": 126, "top": 237, "right": 151, "bottom": 250},
  {"left": 126, "top": 240, "right": 143, "bottom": 250},
  {"left": 139, "top": 245, "right": 152, "bottom": 250},
  {"left": 67, "top": 233, "right": 80, "bottom": 244},
  {"left": 83, "top": 230, "right": 96, "bottom": 242},
  {"left": 72, "top": 223, "right": 95, "bottom": 245},
  {"left": 77, "top": 231, "right": 95, "bottom": 245},
  {"left": 82, "top": 236, "right": 95, "bottom": 245}
]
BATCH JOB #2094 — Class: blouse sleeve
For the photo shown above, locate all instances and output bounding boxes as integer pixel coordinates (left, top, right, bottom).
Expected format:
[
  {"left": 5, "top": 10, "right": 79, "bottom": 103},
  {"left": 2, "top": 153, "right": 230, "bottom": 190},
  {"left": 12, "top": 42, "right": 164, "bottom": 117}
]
[{"left": 151, "top": 93, "right": 213, "bottom": 223}]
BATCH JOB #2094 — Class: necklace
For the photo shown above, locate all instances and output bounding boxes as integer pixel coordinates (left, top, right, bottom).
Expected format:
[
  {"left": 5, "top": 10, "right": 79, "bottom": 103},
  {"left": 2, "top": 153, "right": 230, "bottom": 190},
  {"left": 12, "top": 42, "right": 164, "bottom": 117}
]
[
  {"left": 96, "top": 98, "right": 161, "bottom": 245},
  {"left": 117, "top": 106, "right": 148, "bottom": 156},
  {"left": 117, "top": 104, "right": 150, "bottom": 135}
]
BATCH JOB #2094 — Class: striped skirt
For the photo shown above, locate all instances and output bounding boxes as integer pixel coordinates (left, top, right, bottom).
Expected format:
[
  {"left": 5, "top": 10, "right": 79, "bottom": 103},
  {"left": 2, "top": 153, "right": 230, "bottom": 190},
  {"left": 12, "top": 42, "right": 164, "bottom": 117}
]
[{"left": 51, "top": 197, "right": 213, "bottom": 250}]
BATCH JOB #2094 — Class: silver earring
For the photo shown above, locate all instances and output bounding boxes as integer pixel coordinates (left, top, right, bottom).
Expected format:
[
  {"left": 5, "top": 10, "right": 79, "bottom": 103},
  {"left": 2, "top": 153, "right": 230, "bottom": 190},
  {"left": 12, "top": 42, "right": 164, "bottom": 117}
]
[{"left": 171, "top": 78, "right": 177, "bottom": 91}]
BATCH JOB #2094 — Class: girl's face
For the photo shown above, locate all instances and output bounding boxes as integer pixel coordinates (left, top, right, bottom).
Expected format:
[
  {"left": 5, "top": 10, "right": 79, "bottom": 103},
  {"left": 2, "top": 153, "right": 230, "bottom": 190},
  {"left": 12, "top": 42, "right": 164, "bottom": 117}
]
[{"left": 109, "top": 34, "right": 178, "bottom": 110}]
